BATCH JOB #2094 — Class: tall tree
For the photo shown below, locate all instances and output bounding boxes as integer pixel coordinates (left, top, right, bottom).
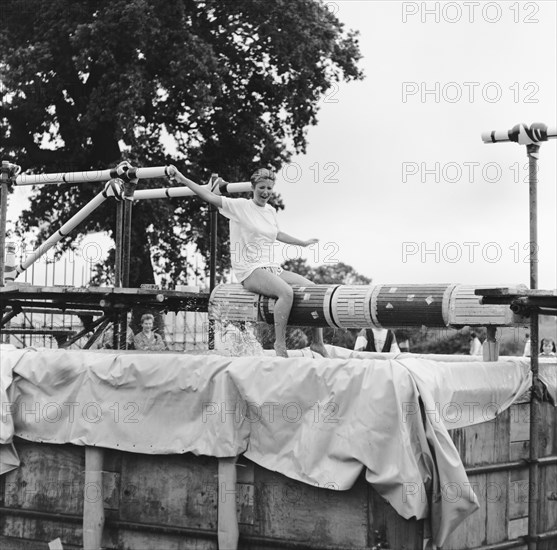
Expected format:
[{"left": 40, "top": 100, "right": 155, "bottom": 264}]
[{"left": 1, "top": 0, "right": 363, "bottom": 286}]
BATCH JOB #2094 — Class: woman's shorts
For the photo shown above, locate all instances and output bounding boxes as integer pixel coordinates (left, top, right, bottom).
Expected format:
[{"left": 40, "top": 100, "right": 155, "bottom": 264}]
[
  {"left": 260, "top": 265, "right": 284, "bottom": 276},
  {"left": 240, "top": 265, "right": 284, "bottom": 286}
]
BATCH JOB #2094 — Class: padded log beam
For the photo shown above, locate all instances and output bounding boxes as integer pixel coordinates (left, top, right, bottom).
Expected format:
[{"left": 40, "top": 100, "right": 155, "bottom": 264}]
[{"left": 209, "top": 283, "right": 528, "bottom": 329}]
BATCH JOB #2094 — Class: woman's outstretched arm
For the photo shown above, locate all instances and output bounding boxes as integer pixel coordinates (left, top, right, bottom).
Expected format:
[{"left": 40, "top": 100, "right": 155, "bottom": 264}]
[
  {"left": 277, "top": 232, "right": 318, "bottom": 247},
  {"left": 175, "top": 171, "right": 223, "bottom": 209}
]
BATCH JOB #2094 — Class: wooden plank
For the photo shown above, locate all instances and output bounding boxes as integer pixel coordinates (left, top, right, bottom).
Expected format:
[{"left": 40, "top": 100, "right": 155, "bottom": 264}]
[
  {"left": 510, "top": 404, "right": 531, "bottom": 442},
  {"left": 510, "top": 441, "right": 530, "bottom": 461},
  {"left": 97, "top": 447, "right": 121, "bottom": 511},
  {"left": 0, "top": 442, "right": 119, "bottom": 549},
  {"left": 369, "top": 484, "right": 423, "bottom": 550},
  {"left": 0, "top": 534, "right": 82, "bottom": 550},
  {"left": 538, "top": 463, "right": 557, "bottom": 550},
  {"left": 237, "top": 483, "right": 255, "bottom": 527},
  {"left": 486, "top": 409, "right": 510, "bottom": 545},
  {"left": 0, "top": 535, "right": 80, "bottom": 550},
  {"left": 451, "top": 418, "right": 499, "bottom": 466},
  {"left": 83, "top": 447, "right": 104, "bottom": 550},
  {"left": 118, "top": 453, "right": 218, "bottom": 531},
  {"left": 476, "top": 288, "right": 556, "bottom": 297},
  {"left": 486, "top": 470, "right": 509, "bottom": 544},
  {"left": 540, "top": 401, "right": 556, "bottom": 457},
  {"left": 447, "top": 411, "right": 512, "bottom": 548},
  {"left": 508, "top": 516, "right": 528, "bottom": 539},
  {"left": 217, "top": 457, "right": 239, "bottom": 550},
  {"left": 2, "top": 441, "right": 84, "bottom": 514},
  {"left": 0, "top": 516, "right": 83, "bottom": 548},
  {"left": 0, "top": 417, "right": 552, "bottom": 550},
  {"left": 254, "top": 466, "right": 370, "bottom": 548},
  {"left": 116, "top": 528, "right": 216, "bottom": 550},
  {"left": 510, "top": 402, "right": 556, "bottom": 459},
  {"left": 554, "top": 396, "right": 557, "bottom": 457},
  {"left": 102, "top": 472, "right": 120, "bottom": 511},
  {"left": 236, "top": 458, "right": 255, "bottom": 528},
  {"left": 509, "top": 475, "right": 529, "bottom": 520}
]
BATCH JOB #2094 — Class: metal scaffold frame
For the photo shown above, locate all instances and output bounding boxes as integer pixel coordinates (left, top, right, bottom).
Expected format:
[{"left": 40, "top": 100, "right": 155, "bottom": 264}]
[{"left": 0, "top": 160, "right": 251, "bottom": 349}]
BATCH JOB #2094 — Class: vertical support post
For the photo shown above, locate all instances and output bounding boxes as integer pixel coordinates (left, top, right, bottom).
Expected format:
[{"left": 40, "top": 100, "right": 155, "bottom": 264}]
[
  {"left": 218, "top": 456, "right": 239, "bottom": 550},
  {"left": 122, "top": 200, "right": 132, "bottom": 288},
  {"left": 113, "top": 200, "right": 124, "bottom": 349},
  {"left": 112, "top": 310, "right": 121, "bottom": 350},
  {"left": 83, "top": 447, "right": 105, "bottom": 550},
  {"left": 120, "top": 199, "right": 133, "bottom": 349},
  {"left": 0, "top": 161, "right": 14, "bottom": 286},
  {"left": 0, "top": 181, "right": 8, "bottom": 286},
  {"left": 528, "top": 310, "right": 541, "bottom": 550},
  {"left": 208, "top": 173, "right": 218, "bottom": 350},
  {"left": 528, "top": 144, "right": 539, "bottom": 290},
  {"left": 526, "top": 143, "right": 540, "bottom": 550},
  {"left": 3, "top": 242, "right": 16, "bottom": 285},
  {"left": 114, "top": 200, "right": 124, "bottom": 288}
]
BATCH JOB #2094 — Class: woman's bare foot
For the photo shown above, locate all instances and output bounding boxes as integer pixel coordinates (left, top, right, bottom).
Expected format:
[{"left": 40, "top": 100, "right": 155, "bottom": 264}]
[
  {"left": 274, "top": 343, "right": 289, "bottom": 358},
  {"left": 310, "top": 343, "right": 329, "bottom": 358}
]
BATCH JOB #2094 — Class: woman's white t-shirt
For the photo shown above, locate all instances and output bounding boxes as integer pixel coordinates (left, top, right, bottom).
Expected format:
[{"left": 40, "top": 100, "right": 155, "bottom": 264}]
[{"left": 219, "top": 197, "right": 281, "bottom": 282}]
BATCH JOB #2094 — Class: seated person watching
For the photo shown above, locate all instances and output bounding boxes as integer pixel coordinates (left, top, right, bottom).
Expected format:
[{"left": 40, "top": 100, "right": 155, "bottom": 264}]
[{"left": 134, "top": 313, "right": 167, "bottom": 351}]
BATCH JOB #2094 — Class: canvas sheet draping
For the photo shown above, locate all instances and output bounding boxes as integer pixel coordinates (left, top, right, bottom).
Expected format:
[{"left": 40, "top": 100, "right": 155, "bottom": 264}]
[{"left": 0, "top": 346, "right": 540, "bottom": 546}]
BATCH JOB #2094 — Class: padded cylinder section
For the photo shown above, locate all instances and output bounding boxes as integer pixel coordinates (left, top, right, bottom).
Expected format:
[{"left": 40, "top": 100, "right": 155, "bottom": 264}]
[
  {"left": 447, "top": 284, "right": 523, "bottom": 327},
  {"left": 259, "top": 285, "right": 338, "bottom": 328},
  {"left": 330, "top": 285, "right": 376, "bottom": 329},
  {"left": 371, "top": 284, "right": 455, "bottom": 328},
  {"left": 209, "top": 283, "right": 260, "bottom": 323}
]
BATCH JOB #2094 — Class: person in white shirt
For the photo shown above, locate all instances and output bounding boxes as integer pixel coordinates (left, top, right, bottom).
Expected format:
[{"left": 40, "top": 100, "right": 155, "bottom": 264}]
[
  {"left": 354, "top": 328, "right": 400, "bottom": 353},
  {"left": 469, "top": 332, "right": 482, "bottom": 356},
  {"left": 182, "top": 168, "right": 328, "bottom": 358}
]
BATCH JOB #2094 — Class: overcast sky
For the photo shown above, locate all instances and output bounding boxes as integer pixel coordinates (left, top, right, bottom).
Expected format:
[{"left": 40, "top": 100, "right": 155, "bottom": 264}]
[
  {"left": 276, "top": 0, "right": 557, "bottom": 289},
  {"left": 8, "top": 1, "right": 557, "bottom": 290}
]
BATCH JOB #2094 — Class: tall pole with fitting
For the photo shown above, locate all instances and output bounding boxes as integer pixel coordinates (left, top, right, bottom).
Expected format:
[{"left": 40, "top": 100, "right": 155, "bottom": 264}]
[
  {"left": 481, "top": 122, "right": 556, "bottom": 550},
  {"left": 109, "top": 162, "right": 137, "bottom": 349},
  {"left": 119, "top": 165, "right": 137, "bottom": 289},
  {"left": 0, "top": 161, "right": 21, "bottom": 286},
  {"left": 208, "top": 173, "right": 219, "bottom": 350}
]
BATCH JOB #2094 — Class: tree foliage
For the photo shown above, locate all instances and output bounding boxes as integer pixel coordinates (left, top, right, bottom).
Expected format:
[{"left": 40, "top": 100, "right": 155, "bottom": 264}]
[
  {"left": 1, "top": 0, "right": 363, "bottom": 286},
  {"left": 403, "top": 327, "right": 474, "bottom": 355},
  {"left": 282, "top": 258, "right": 372, "bottom": 285}
]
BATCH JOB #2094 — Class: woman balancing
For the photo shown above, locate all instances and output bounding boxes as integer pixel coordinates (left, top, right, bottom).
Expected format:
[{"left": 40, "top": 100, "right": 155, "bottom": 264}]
[{"left": 182, "top": 168, "right": 329, "bottom": 358}]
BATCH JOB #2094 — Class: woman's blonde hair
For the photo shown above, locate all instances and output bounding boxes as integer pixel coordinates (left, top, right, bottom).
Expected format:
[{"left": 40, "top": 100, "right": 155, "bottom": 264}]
[{"left": 250, "top": 168, "right": 275, "bottom": 186}]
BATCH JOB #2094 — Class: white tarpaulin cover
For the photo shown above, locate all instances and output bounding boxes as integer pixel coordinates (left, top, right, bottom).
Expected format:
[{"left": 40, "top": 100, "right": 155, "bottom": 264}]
[{"left": 1, "top": 346, "right": 552, "bottom": 546}]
